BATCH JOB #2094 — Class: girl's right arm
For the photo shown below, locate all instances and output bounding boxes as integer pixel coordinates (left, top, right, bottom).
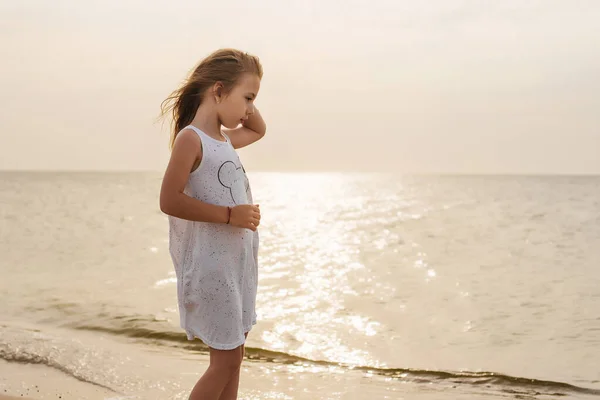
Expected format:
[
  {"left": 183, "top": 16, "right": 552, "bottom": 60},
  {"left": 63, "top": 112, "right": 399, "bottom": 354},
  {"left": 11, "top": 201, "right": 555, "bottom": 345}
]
[{"left": 159, "top": 130, "right": 260, "bottom": 230}]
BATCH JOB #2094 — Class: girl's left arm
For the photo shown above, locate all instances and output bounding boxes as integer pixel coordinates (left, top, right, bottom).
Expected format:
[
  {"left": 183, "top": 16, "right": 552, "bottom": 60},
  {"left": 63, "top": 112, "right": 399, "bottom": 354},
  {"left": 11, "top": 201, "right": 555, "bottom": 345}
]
[{"left": 224, "top": 107, "right": 266, "bottom": 149}]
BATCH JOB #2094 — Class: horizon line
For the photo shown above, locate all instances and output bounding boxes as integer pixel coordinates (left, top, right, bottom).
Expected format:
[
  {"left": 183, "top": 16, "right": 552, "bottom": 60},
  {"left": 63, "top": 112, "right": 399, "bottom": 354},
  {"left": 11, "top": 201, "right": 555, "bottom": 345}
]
[{"left": 0, "top": 169, "right": 599, "bottom": 177}]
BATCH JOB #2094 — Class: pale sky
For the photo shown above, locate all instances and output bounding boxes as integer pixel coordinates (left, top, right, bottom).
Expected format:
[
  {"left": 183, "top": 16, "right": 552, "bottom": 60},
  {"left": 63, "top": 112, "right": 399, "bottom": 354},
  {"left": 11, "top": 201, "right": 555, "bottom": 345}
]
[{"left": 1, "top": 0, "right": 599, "bottom": 174}]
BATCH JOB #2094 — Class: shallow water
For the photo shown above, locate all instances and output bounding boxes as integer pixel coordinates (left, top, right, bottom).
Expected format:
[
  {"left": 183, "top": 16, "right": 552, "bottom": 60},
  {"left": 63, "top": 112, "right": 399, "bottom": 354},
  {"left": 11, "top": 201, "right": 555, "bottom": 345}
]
[{"left": 1, "top": 172, "right": 599, "bottom": 399}]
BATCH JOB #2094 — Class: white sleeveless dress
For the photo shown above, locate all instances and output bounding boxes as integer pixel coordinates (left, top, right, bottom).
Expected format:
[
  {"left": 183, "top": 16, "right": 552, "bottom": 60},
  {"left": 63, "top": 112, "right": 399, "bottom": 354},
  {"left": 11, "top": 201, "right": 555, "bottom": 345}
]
[{"left": 168, "top": 125, "right": 259, "bottom": 350}]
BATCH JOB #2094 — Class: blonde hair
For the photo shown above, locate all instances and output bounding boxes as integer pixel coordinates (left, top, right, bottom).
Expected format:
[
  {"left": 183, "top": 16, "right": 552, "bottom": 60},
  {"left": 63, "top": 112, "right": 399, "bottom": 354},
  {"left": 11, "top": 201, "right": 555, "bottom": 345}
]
[{"left": 160, "top": 48, "right": 263, "bottom": 149}]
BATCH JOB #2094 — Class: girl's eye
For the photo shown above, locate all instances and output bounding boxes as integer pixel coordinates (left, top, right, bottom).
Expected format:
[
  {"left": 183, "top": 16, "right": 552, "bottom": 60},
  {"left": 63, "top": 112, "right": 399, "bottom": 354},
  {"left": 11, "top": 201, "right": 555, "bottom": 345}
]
[{"left": 246, "top": 97, "right": 253, "bottom": 102}]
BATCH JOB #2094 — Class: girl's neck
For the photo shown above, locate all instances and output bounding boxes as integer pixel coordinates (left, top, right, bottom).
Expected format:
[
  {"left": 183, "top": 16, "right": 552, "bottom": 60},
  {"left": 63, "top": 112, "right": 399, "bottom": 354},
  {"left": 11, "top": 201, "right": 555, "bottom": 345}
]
[{"left": 190, "top": 103, "right": 223, "bottom": 139}]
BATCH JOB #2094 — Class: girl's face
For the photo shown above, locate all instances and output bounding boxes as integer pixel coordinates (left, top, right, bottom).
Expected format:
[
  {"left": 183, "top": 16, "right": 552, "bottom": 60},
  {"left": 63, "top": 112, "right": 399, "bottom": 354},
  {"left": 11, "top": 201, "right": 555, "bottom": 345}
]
[{"left": 218, "top": 73, "right": 261, "bottom": 129}]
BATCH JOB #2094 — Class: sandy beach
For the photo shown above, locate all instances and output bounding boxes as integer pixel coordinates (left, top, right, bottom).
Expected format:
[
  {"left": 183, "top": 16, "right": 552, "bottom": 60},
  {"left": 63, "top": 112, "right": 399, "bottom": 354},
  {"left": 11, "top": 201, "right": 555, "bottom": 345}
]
[{"left": 0, "top": 359, "right": 116, "bottom": 400}]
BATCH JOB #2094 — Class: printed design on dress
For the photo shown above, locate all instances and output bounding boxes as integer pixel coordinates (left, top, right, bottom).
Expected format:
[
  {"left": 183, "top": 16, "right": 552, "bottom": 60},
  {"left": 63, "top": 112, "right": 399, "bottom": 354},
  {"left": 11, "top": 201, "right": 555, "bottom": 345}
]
[{"left": 218, "top": 161, "right": 250, "bottom": 205}]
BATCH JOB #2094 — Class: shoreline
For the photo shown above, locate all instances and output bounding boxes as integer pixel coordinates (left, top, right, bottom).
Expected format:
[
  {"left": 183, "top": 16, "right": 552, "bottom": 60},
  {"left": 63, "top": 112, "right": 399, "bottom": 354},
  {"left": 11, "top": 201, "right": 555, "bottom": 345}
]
[{"left": 0, "top": 359, "right": 117, "bottom": 400}]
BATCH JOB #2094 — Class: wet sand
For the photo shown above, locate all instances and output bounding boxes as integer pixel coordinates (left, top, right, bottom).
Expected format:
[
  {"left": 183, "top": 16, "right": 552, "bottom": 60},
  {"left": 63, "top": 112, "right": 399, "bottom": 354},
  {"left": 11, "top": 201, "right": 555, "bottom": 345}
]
[
  {"left": 1, "top": 396, "right": 33, "bottom": 400},
  {"left": 1, "top": 397, "right": 33, "bottom": 400},
  {"left": 0, "top": 359, "right": 116, "bottom": 400}
]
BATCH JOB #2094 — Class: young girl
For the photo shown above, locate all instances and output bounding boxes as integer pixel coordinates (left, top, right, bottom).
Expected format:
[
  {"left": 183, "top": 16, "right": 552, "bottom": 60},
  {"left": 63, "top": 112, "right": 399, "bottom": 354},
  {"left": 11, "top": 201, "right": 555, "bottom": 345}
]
[{"left": 159, "top": 48, "right": 265, "bottom": 400}]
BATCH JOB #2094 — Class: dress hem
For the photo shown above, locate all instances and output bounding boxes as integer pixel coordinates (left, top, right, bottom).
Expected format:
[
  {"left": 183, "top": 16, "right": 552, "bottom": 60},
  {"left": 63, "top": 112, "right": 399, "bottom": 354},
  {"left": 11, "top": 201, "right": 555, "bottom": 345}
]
[{"left": 184, "top": 320, "right": 257, "bottom": 350}]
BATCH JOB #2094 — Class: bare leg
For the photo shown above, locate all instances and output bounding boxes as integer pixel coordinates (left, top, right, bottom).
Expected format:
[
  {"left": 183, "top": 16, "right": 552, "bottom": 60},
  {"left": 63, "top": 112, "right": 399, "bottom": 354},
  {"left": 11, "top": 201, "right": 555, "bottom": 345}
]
[
  {"left": 218, "top": 332, "right": 248, "bottom": 400},
  {"left": 188, "top": 341, "right": 244, "bottom": 400}
]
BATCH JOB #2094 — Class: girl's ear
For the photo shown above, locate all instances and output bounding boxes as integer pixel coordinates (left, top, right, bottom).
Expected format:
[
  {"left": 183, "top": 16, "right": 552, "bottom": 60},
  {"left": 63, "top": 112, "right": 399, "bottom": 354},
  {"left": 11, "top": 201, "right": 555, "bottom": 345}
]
[{"left": 213, "top": 82, "right": 224, "bottom": 103}]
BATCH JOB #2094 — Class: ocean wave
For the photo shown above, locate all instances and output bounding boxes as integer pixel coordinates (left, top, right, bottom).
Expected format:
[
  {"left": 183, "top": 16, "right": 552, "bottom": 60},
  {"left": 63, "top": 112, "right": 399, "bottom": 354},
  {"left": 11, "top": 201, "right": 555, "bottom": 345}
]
[{"left": 0, "top": 344, "right": 118, "bottom": 393}]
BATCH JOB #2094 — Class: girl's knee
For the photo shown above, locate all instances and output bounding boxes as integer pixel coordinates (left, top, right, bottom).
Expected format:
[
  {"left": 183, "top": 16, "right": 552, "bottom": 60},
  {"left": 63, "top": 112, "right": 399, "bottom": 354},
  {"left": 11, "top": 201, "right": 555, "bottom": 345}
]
[{"left": 209, "top": 346, "right": 243, "bottom": 376}]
